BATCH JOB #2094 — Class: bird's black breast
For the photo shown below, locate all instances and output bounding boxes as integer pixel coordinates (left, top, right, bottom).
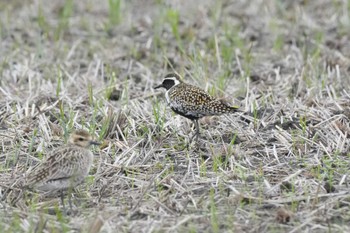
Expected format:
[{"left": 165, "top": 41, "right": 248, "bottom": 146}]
[{"left": 171, "top": 107, "right": 199, "bottom": 120}]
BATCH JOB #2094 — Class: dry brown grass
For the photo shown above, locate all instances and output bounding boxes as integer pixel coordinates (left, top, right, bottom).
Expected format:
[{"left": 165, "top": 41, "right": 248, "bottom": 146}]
[{"left": 1, "top": 0, "right": 350, "bottom": 232}]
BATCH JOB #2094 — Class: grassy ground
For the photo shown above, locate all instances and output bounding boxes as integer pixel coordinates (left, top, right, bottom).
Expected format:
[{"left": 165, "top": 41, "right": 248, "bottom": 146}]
[{"left": 1, "top": 0, "right": 350, "bottom": 232}]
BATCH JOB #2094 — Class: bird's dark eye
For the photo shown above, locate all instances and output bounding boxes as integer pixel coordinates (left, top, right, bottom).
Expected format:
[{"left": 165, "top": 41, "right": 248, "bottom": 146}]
[{"left": 78, "top": 137, "right": 84, "bottom": 141}]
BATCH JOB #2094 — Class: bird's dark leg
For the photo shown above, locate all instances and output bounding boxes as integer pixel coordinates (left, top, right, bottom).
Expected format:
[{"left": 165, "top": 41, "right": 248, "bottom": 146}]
[
  {"left": 60, "top": 190, "right": 66, "bottom": 214},
  {"left": 194, "top": 119, "right": 200, "bottom": 143},
  {"left": 182, "top": 119, "right": 200, "bottom": 150},
  {"left": 188, "top": 119, "right": 200, "bottom": 144}
]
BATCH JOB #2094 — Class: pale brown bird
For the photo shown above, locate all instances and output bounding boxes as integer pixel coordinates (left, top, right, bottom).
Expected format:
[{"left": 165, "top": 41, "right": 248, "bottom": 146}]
[
  {"left": 155, "top": 73, "right": 239, "bottom": 145},
  {"left": 25, "top": 129, "right": 100, "bottom": 210}
]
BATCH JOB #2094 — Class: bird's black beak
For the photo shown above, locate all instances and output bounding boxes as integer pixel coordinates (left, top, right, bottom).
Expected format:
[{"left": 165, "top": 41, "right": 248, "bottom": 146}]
[
  {"left": 89, "top": 141, "right": 101, "bottom": 146},
  {"left": 154, "top": 83, "right": 163, "bottom": 89}
]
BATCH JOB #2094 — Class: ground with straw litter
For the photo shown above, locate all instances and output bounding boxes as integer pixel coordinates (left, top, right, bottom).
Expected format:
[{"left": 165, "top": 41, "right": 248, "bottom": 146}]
[{"left": 1, "top": 0, "right": 350, "bottom": 232}]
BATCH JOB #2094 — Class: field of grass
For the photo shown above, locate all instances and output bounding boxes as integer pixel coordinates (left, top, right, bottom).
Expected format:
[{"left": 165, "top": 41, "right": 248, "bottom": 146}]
[{"left": 1, "top": 0, "right": 350, "bottom": 232}]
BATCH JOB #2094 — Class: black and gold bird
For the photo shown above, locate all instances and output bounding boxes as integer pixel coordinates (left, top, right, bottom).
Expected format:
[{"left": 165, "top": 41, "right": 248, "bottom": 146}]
[{"left": 154, "top": 73, "right": 239, "bottom": 145}]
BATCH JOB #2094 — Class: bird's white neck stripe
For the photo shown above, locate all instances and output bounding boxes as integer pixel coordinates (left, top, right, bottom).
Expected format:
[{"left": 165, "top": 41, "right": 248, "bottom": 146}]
[
  {"left": 163, "top": 77, "right": 180, "bottom": 104},
  {"left": 165, "top": 90, "right": 171, "bottom": 104},
  {"left": 173, "top": 78, "right": 180, "bottom": 86}
]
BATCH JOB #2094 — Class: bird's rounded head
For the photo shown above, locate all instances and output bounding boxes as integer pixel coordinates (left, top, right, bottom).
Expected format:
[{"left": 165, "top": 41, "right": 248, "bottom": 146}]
[
  {"left": 69, "top": 130, "right": 100, "bottom": 148},
  {"left": 154, "top": 73, "right": 182, "bottom": 90}
]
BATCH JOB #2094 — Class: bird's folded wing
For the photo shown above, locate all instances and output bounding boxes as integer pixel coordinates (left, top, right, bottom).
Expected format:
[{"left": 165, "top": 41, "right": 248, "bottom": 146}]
[{"left": 26, "top": 147, "right": 83, "bottom": 185}]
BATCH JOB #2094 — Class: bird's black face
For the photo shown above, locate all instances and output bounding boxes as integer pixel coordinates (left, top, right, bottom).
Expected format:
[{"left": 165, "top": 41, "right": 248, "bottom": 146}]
[
  {"left": 154, "top": 79, "right": 175, "bottom": 90},
  {"left": 154, "top": 74, "right": 181, "bottom": 90}
]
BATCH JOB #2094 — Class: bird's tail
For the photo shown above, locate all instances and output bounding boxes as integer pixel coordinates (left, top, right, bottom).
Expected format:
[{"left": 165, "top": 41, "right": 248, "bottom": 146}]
[
  {"left": 217, "top": 99, "right": 241, "bottom": 113},
  {"left": 0, "top": 178, "right": 26, "bottom": 206},
  {"left": 229, "top": 105, "right": 241, "bottom": 113}
]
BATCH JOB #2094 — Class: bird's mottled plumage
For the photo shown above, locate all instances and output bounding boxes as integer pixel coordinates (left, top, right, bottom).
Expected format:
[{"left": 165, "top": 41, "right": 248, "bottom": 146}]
[
  {"left": 155, "top": 73, "right": 239, "bottom": 144},
  {"left": 26, "top": 129, "right": 100, "bottom": 192}
]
